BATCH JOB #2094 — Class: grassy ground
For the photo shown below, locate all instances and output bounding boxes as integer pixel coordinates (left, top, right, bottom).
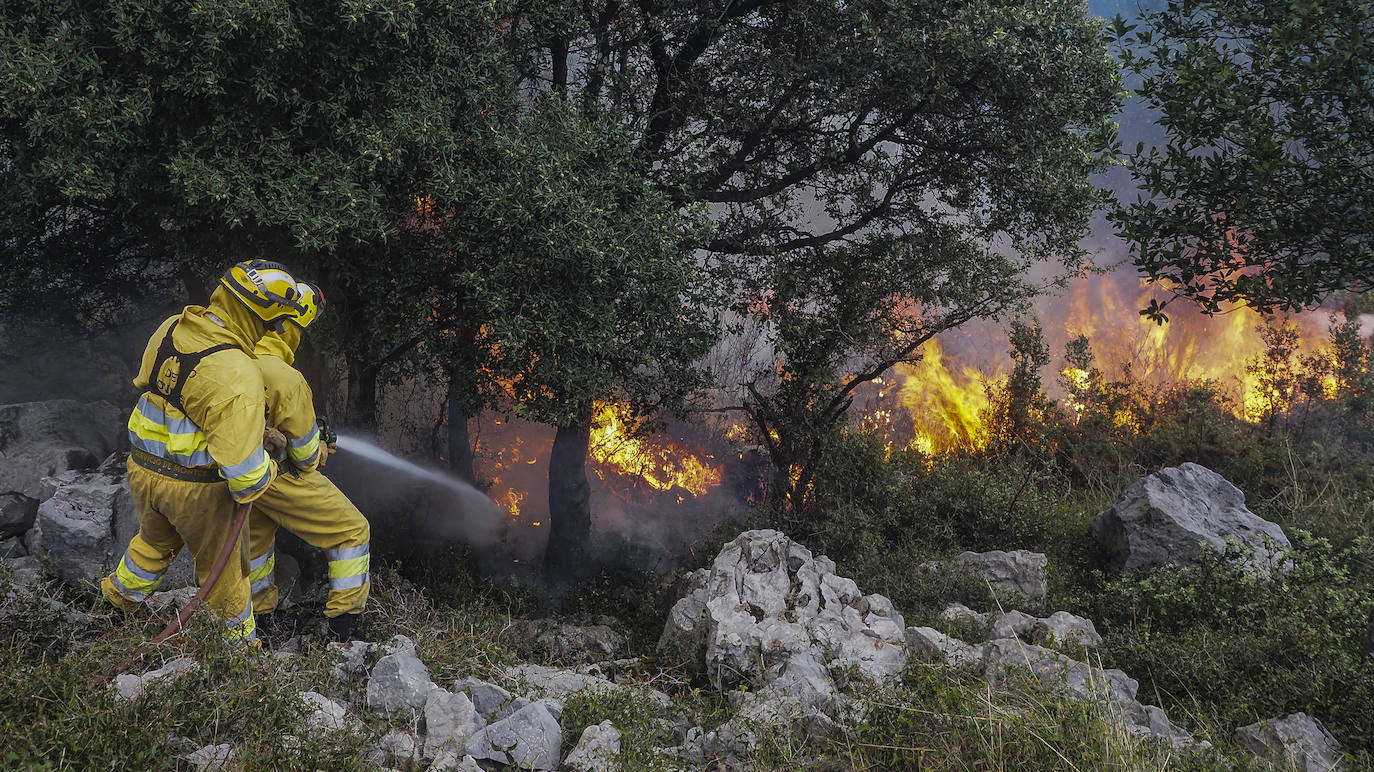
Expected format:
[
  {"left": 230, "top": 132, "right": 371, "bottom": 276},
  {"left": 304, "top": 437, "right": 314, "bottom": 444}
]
[{"left": 1, "top": 560, "right": 1237, "bottom": 771}]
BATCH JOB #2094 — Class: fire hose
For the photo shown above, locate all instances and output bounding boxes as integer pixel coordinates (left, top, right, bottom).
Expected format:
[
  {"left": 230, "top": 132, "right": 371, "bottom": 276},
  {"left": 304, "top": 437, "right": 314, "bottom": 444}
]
[{"left": 90, "top": 501, "right": 253, "bottom": 690}]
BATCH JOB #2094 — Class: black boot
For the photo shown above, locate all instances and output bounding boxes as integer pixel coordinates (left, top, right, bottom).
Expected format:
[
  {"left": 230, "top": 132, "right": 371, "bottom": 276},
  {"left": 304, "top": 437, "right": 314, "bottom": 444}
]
[{"left": 327, "top": 613, "right": 364, "bottom": 643}]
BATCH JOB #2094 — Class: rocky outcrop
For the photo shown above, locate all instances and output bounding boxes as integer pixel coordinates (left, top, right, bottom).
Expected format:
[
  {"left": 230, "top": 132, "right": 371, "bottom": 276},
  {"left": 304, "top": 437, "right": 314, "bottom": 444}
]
[
  {"left": 982, "top": 638, "right": 1194, "bottom": 747},
  {"left": 423, "top": 687, "right": 480, "bottom": 758},
  {"left": 906, "top": 626, "right": 984, "bottom": 671},
  {"left": 1090, "top": 463, "right": 1289, "bottom": 572},
  {"left": 463, "top": 702, "right": 563, "bottom": 771},
  {"left": 111, "top": 655, "right": 199, "bottom": 702},
  {"left": 30, "top": 469, "right": 133, "bottom": 584},
  {"left": 1031, "top": 611, "right": 1102, "bottom": 649},
  {"left": 0, "top": 400, "right": 123, "bottom": 504},
  {"left": 28, "top": 462, "right": 194, "bottom": 588},
  {"left": 1236, "top": 713, "right": 1344, "bottom": 771},
  {"left": 951, "top": 550, "right": 1049, "bottom": 605},
  {"left": 658, "top": 529, "right": 907, "bottom": 742},
  {"left": 501, "top": 617, "right": 626, "bottom": 664},
  {"left": 365, "top": 635, "right": 435, "bottom": 712},
  {"left": 563, "top": 720, "right": 622, "bottom": 772}
]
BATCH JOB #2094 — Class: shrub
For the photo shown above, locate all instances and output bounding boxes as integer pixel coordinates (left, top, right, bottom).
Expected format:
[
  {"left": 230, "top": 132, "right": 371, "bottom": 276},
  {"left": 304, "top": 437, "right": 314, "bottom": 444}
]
[
  {"left": 1082, "top": 534, "right": 1374, "bottom": 755},
  {"left": 799, "top": 431, "right": 1086, "bottom": 617}
]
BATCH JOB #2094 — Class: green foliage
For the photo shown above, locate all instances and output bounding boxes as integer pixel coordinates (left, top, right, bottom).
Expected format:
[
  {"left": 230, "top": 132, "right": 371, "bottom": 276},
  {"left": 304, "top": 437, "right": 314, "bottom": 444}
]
[
  {"left": 558, "top": 687, "right": 684, "bottom": 770},
  {"left": 801, "top": 430, "right": 1084, "bottom": 616},
  {"left": 984, "top": 318, "right": 1055, "bottom": 453},
  {"left": 0, "top": 0, "right": 509, "bottom": 326},
  {"left": 430, "top": 98, "right": 719, "bottom": 428},
  {"left": 0, "top": 585, "right": 368, "bottom": 769},
  {"left": 1083, "top": 535, "right": 1374, "bottom": 755},
  {"left": 833, "top": 664, "right": 1195, "bottom": 770},
  {"left": 1112, "top": 0, "right": 1374, "bottom": 314}
]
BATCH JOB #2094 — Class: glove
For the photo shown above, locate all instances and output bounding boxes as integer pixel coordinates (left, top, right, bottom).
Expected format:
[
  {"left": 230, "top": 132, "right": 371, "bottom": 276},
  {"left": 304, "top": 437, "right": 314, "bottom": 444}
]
[
  {"left": 317, "top": 440, "right": 337, "bottom": 469},
  {"left": 263, "top": 426, "right": 288, "bottom": 462}
]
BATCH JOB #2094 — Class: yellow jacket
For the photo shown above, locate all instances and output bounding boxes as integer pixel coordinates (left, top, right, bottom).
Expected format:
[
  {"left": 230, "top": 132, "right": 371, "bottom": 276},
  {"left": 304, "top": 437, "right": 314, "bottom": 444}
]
[
  {"left": 127, "top": 302, "right": 276, "bottom": 501},
  {"left": 254, "top": 331, "right": 322, "bottom": 473}
]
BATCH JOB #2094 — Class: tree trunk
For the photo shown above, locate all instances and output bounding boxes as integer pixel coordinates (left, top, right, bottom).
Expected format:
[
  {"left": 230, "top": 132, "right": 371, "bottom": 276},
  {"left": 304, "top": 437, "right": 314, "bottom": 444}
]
[
  {"left": 446, "top": 381, "right": 476, "bottom": 484},
  {"left": 543, "top": 411, "right": 592, "bottom": 584},
  {"left": 344, "top": 353, "right": 379, "bottom": 433}
]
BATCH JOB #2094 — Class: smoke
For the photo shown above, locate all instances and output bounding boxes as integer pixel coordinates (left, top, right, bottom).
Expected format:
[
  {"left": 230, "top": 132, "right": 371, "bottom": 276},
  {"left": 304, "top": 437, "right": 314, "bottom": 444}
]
[
  {"left": 323, "top": 435, "right": 506, "bottom": 570},
  {"left": 0, "top": 316, "right": 168, "bottom": 406}
]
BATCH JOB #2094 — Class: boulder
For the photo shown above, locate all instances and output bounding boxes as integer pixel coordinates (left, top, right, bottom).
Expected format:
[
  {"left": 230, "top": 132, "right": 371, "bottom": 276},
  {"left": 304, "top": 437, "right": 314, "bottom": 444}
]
[
  {"left": 0, "top": 400, "right": 124, "bottom": 503},
  {"left": 452, "top": 676, "right": 516, "bottom": 722},
  {"left": 463, "top": 702, "right": 563, "bottom": 771},
  {"left": 376, "top": 730, "right": 421, "bottom": 763},
  {"left": 656, "top": 568, "right": 710, "bottom": 667},
  {"left": 563, "top": 720, "right": 622, "bottom": 772},
  {"left": 0, "top": 493, "right": 39, "bottom": 539},
  {"left": 0, "top": 535, "right": 27, "bottom": 559},
  {"left": 906, "top": 627, "right": 984, "bottom": 671},
  {"left": 430, "top": 752, "right": 485, "bottom": 771},
  {"left": 990, "top": 610, "right": 1039, "bottom": 641},
  {"left": 1031, "top": 611, "right": 1102, "bottom": 649},
  {"left": 366, "top": 645, "right": 434, "bottom": 713},
  {"left": 502, "top": 617, "right": 626, "bottom": 664},
  {"left": 657, "top": 531, "right": 908, "bottom": 744},
  {"left": 939, "top": 602, "right": 990, "bottom": 628},
  {"left": 424, "top": 687, "right": 481, "bottom": 758},
  {"left": 982, "top": 638, "right": 1193, "bottom": 746},
  {"left": 328, "top": 639, "right": 378, "bottom": 681},
  {"left": 299, "top": 691, "right": 352, "bottom": 734},
  {"left": 1235, "top": 713, "right": 1343, "bottom": 772},
  {"left": 663, "top": 530, "right": 907, "bottom": 694},
  {"left": 30, "top": 467, "right": 192, "bottom": 587},
  {"left": 30, "top": 470, "right": 128, "bottom": 583},
  {"left": 504, "top": 664, "right": 671, "bottom": 714},
  {"left": 184, "top": 743, "right": 238, "bottom": 772},
  {"left": 952, "top": 550, "right": 1049, "bottom": 605},
  {"left": 1090, "top": 463, "right": 1290, "bottom": 572},
  {"left": 111, "top": 655, "right": 199, "bottom": 702},
  {"left": 983, "top": 638, "right": 1138, "bottom": 705}
]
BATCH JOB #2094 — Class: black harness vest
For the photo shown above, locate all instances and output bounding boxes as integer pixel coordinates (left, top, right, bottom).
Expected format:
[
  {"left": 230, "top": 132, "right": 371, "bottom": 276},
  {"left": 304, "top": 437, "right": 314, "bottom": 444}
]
[{"left": 145, "top": 321, "right": 236, "bottom": 412}]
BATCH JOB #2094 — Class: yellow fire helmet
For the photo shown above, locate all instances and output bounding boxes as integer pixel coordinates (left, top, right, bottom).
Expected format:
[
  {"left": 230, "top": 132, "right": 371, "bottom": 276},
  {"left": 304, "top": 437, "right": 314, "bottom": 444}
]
[
  {"left": 293, "top": 282, "right": 325, "bottom": 329},
  {"left": 219, "top": 260, "right": 307, "bottom": 331}
]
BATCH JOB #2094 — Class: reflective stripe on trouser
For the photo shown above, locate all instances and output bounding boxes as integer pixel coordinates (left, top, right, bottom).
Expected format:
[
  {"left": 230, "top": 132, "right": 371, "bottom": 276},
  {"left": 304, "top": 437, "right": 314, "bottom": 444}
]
[
  {"left": 222, "top": 598, "right": 257, "bottom": 646},
  {"left": 103, "top": 534, "right": 173, "bottom": 604},
  {"left": 248, "top": 469, "right": 370, "bottom": 617},
  {"left": 116, "top": 464, "right": 255, "bottom": 645},
  {"left": 247, "top": 507, "right": 279, "bottom": 615}
]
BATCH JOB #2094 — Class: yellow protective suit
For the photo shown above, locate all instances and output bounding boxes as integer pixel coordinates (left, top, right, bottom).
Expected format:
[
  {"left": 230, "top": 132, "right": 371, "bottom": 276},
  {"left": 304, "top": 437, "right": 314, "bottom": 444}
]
[
  {"left": 248, "top": 328, "right": 371, "bottom": 620},
  {"left": 101, "top": 287, "right": 277, "bottom": 646}
]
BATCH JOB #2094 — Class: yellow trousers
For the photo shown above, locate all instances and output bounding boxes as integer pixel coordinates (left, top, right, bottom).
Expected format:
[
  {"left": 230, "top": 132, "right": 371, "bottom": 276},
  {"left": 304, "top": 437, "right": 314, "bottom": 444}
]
[
  {"left": 101, "top": 465, "right": 256, "bottom": 645},
  {"left": 247, "top": 470, "right": 370, "bottom": 619}
]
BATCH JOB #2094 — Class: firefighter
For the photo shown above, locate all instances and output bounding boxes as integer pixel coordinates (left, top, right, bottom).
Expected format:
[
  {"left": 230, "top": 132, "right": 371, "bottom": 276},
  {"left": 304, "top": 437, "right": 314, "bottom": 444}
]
[
  {"left": 100, "top": 260, "right": 309, "bottom": 647},
  {"left": 247, "top": 283, "right": 371, "bottom": 643}
]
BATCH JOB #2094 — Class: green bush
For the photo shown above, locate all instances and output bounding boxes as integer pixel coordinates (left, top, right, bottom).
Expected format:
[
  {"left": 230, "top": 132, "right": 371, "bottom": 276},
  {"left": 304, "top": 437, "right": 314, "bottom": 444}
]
[
  {"left": 798, "top": 430, "right": 1087, "bottom": 617},
  {"left": 1082, "top": 534, "right": 1374, "bottom": 756},
  {"left": 832, "top": 663, "right": 1215, "bottom": 770}
]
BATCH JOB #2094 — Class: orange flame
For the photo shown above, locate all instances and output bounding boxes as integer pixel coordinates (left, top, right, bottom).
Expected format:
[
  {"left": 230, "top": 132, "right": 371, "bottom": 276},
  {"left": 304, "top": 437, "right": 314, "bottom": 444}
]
[
  {"left": 864, "top": 277, "right": 1346, "bottom": 456},
  {"left": 889, "top": 339, "right": 999, "bottom": 455},
  {"left": 589, "top": 402, "right": 722, "bottom": 497}
]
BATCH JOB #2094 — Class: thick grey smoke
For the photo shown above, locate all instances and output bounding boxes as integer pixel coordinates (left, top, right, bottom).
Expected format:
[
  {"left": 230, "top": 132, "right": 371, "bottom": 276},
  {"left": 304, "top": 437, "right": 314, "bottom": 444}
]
[{"left": 322, "top": 435, "right": 507, "bottom": 570}]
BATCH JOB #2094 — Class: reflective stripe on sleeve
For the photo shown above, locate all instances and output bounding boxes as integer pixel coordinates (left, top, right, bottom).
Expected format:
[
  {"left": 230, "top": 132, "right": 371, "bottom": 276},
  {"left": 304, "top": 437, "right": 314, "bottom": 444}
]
[
  {"left": 221, "top": 449, "right": 272, "bottom": 500},
  {"left": 287, "top": 425, "right": 321, "bottom": 467}
]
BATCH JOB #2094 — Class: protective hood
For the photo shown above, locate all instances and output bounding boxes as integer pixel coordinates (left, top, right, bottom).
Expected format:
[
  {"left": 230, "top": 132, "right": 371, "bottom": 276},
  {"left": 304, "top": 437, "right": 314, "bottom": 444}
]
[
  {"left": 208, "top": 285, "right": 270, "bottom": 351},
  {"left": 254, "top": 325, "right": 300, "bottom": 365}
]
